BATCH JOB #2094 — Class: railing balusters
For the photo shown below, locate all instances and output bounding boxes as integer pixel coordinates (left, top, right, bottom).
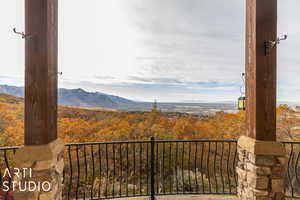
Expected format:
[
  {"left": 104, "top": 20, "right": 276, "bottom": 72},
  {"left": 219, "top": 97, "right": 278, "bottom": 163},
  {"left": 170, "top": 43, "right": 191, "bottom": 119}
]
[
  {"left": 126, "top": 143, "right": 129, "bottom": 197},
  {"left": 0, "top": 151, "right": 3, "bottom": 189},
  {"left": 67, "top": 146, "right": 72, "bottom": 200},
  {"left": 76, "top": 145, "right": 80, "bottom": 200},
  {"left": 287, "top": 143, "right": 294, "bottom": 197},
  {"left": 91, "top": 145, "right": 95, "bottom": 199},
  {"left": 83, "top": 145, "right": 87, "bottom": 200},
  {"left": 146, "top": 142, "right": 149, "bottom": 195},
  {"left": 181, "top": 142, "right": 185, "bottom": 193},
  {"left": 188, "top": 142, "right": 191, "bottom": 192},
  {"left": 133, "top": 142, "right": 136, "bottom": 196},
  {"left": 194, "top": 142, "right": 198, "bottom": 192},
  {"left": 112, "top": 143, "right": 116, "bottom": 197},
  {"left": 214, "top": 142, "right": 218, "bottom": 193},
  {"left": 162, "top": 142, "right": 165, "bottom": 194},
  {"left": 169, "top": 142, "right": 172, "bottom": 193},
  {"left": 156, "top": 142, "right": 159, "bottom": 194},
  {"left": 175, "top": 142, "right": 179, "bottom": 194},
  {"left": 295, "top": 145, "right": 300, "bottom": 194},
  {"left": 139, "top": 143, "right": 142, "bottom": 195},
  {"left": 207, "top": 142, "right": 211, "bottom": 193},
  {"left": 283, "top": 143, "right": 287, "bottom": 195},
  {"left": 233, "top": 142, "right": 238, "bottom": 191},
  {"left": 220, "top": 142, "right": 225, "bottom": 193},
  {"left": 200, "top": 142, "right": 205, "bottom": 193},
  {"left": 98, "top": 144, "right": 102, "bottom": 199},
  {"left": 150, "top": 136, "right": 155, "bottom": 200},
  {"left": 105, "top": 143, "right": 109, "bottom": 198},
  {"left": 227, "top": 142, "right": 232, "bottom": 193},
  {"left": 119, "top": 143, "right": 122, "bottom": 197},
  {"left": 4, "top": 139, "right": 300, "bottom": 198}
]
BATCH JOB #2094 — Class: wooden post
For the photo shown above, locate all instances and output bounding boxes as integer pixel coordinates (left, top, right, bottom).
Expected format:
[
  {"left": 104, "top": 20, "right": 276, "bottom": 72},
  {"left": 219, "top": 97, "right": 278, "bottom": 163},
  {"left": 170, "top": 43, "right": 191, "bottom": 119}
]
[
  {"left": 237, "top": 1, "right": 286, "bottom": 199},
  {"left": 13, "top": 1, "right": 63, "bottom": 199},
  {"left": 25, "top": 0, "right": 58, "bottom": 145},
  {"left": 245, "top": 0, "right": 277, "bottom": 141}
]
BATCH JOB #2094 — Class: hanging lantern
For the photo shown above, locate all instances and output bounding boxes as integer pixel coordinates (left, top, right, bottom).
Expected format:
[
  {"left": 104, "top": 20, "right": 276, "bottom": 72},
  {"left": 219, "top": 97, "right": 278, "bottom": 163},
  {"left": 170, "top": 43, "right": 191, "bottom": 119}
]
[
  {"left": 238, "top": 96, "right": 246, "bottom": 110},
  {"left": 237, "top": 72, "right": 246, "bottom": 110}
]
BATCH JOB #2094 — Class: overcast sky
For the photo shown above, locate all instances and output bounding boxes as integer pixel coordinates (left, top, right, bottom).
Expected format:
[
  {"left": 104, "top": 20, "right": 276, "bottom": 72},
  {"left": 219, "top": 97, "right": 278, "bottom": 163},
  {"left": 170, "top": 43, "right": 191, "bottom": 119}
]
[{"left": 0, "top": 0, "right": 300, "bottom": 102}]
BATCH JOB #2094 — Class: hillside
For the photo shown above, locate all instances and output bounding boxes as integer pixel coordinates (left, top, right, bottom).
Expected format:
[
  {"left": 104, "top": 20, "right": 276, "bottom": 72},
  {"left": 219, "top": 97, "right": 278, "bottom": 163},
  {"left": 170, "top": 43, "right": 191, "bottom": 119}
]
[
  {"left": 0, "top": 85, "right": 135, "bottom": 109},
  {"left": 0, "top": 93, "right": 23, "bottom": 104},
  {"left": 1, "top": 93, "right": 300, "bottom": 147},
  {"left": 0, "top": 97, "right": 246, "bottom": 146}
]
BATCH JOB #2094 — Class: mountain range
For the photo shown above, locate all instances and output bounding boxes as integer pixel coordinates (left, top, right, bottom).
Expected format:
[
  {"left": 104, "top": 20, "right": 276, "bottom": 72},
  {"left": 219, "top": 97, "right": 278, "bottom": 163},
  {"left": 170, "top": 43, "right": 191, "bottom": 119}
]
[
  {"left": 0, "top": 84, "right": 240, "bottom": 115},
  {"left": 0, "top": 85, "right": 135, "bottom": 109}
]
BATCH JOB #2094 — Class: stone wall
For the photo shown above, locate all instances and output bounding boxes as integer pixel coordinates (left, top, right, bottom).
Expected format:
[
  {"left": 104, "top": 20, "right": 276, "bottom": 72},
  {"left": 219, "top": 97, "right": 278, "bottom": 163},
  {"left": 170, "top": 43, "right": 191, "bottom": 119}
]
[
  {"left": 13, "top": 139, "right": 64, "bottom": 200},
  {"left": 237, "top": 136, "right": 287, "bottom": 200}
]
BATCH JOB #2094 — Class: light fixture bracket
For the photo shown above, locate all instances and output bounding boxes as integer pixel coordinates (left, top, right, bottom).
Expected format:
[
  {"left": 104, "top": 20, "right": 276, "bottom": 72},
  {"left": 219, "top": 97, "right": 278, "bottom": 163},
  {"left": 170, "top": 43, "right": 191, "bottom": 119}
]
[{"left": 264, "top": 34, "right": 287, "bottom": 56}]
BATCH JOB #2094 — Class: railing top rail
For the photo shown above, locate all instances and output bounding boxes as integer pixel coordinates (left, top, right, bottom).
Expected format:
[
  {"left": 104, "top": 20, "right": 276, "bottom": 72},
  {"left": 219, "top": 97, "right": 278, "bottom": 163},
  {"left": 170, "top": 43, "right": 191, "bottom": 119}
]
[
  {"left": 65, "top": 140, "right": 150, "bottom": 146},
  {"left": 1, "top": 138, "right": 300, "bottom": 198},
  {"left": 64, "top": 139, "right": 238, "bottom": 146},
  {"left": 1, "top": 139, "right": 300, "bottom": 150},
  {"left": 154, "top": 139, "right": 237, "bottom": 143},
  {"left": 0, "top": 146, "right": 21, "bottom": 150},
  {"left": 280, "top": 141, "right": 300, "bottom": 144}
]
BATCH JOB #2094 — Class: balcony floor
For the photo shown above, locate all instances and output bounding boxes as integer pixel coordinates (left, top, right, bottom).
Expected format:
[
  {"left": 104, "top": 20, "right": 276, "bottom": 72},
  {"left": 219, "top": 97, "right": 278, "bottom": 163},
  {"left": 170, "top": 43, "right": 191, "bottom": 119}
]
[{"left": 118, "top": 195, "right": 237, "bottom": 200}]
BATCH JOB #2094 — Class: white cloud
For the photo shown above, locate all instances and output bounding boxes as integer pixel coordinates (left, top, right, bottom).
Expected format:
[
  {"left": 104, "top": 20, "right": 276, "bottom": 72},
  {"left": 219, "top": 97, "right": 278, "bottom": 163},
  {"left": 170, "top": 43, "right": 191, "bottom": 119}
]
[{"left": 0, "top": 0, "right": 300, "bottom": 102}]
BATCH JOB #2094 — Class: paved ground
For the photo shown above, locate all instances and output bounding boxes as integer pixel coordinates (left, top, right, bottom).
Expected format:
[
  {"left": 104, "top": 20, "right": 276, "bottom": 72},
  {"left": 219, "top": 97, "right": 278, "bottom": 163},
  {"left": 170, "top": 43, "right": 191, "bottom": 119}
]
[{"left": 118, "top": 195, "right": 238, "bottom": 200}]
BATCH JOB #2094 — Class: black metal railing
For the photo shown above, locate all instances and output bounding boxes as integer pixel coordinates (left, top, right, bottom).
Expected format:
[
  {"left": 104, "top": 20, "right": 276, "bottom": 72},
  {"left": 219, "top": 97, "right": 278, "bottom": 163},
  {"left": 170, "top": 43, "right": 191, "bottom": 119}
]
[
  {"left": 282, "top": 141, "right": 300, "bottom": 199},
  {"left": 0, "top": 146, "right": 18, "bottom": 199},
  {"left": 63, "top": 138, "right": 237, "bottom": 199},
  {"left": 0, "top": 139, "right": 300, "bottom": 199}
]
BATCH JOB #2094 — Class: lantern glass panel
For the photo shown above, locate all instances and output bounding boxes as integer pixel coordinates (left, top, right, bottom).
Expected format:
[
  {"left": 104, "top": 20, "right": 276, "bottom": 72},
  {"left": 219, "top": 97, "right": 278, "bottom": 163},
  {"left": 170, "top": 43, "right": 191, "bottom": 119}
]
[{"left": 238, "top": 97, "right": 246, "bottom": 110}]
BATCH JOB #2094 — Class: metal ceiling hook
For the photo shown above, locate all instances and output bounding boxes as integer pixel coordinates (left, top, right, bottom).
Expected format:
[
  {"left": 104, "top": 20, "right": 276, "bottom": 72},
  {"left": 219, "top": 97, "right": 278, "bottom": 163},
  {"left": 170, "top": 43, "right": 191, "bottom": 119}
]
[{"left": 13, "top": 28, "right": 33, "bottom": 39}]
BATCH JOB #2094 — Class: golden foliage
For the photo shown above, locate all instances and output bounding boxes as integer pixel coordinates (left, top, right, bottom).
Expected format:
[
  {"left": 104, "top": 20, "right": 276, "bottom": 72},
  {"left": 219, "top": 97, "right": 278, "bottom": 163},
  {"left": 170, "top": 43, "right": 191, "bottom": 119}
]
[{"left": 1, "top": 97, "right": 300, "bottom": 147}]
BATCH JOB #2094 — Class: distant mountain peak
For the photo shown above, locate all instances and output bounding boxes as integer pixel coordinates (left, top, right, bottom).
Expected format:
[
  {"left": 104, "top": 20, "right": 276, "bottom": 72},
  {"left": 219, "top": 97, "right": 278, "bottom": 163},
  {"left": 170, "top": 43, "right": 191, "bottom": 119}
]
[
  {"left": 0, "top": 84, "right": 135, "bottom": 109},
  {"left": 73, "top": 88, "right": 86, "bottom": 92}
]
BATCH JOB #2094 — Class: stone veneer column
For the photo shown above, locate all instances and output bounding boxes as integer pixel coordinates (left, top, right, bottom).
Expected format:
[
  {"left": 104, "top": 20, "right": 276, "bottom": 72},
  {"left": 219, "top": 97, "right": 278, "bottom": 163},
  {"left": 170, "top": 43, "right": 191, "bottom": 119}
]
[
  {"left": 13, "top": 139, "right": 64, "bottom": 200},
  {"left": 237, "top": 136, "right": 287, "bottom": 200}
]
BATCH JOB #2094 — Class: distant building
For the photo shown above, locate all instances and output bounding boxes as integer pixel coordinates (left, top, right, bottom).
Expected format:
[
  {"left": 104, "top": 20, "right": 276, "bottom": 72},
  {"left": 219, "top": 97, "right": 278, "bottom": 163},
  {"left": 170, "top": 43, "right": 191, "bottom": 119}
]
[{"left": 152, "top": 99, "right": 158, "bottom": 110}]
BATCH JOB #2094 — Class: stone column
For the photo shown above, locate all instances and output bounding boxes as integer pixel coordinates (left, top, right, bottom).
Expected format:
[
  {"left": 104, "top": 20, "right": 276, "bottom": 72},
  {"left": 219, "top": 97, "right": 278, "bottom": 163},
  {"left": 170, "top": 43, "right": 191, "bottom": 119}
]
[
  {"left": 13, "top": 139, "right": 64, "bottom": 200},
  {"left": 237, "top": 136, "right": 287, "bottom": 200}
]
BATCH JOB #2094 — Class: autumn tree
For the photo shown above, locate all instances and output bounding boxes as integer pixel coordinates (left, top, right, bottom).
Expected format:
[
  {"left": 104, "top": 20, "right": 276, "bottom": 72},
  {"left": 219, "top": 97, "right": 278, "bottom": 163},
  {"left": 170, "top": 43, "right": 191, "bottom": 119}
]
[{"left": 277, "top": 104, "right": 300, "bottom": 140}]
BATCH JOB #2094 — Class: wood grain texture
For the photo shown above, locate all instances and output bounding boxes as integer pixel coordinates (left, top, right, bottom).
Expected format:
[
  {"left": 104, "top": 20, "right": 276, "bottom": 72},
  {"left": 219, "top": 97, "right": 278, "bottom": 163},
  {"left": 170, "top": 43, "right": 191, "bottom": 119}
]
[
  {"left": 25, "top": 0, "right": 58, "bottom": 145},
  {"left": 245, "top": 0, "right": 277, "bottom": 141}
]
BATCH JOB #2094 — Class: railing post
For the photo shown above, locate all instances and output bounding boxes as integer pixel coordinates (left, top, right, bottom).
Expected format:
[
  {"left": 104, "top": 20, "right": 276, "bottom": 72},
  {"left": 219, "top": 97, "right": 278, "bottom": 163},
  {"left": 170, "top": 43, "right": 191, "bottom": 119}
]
[{"left": 150, "top": 136, "right": 156, "bottom": 200}]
